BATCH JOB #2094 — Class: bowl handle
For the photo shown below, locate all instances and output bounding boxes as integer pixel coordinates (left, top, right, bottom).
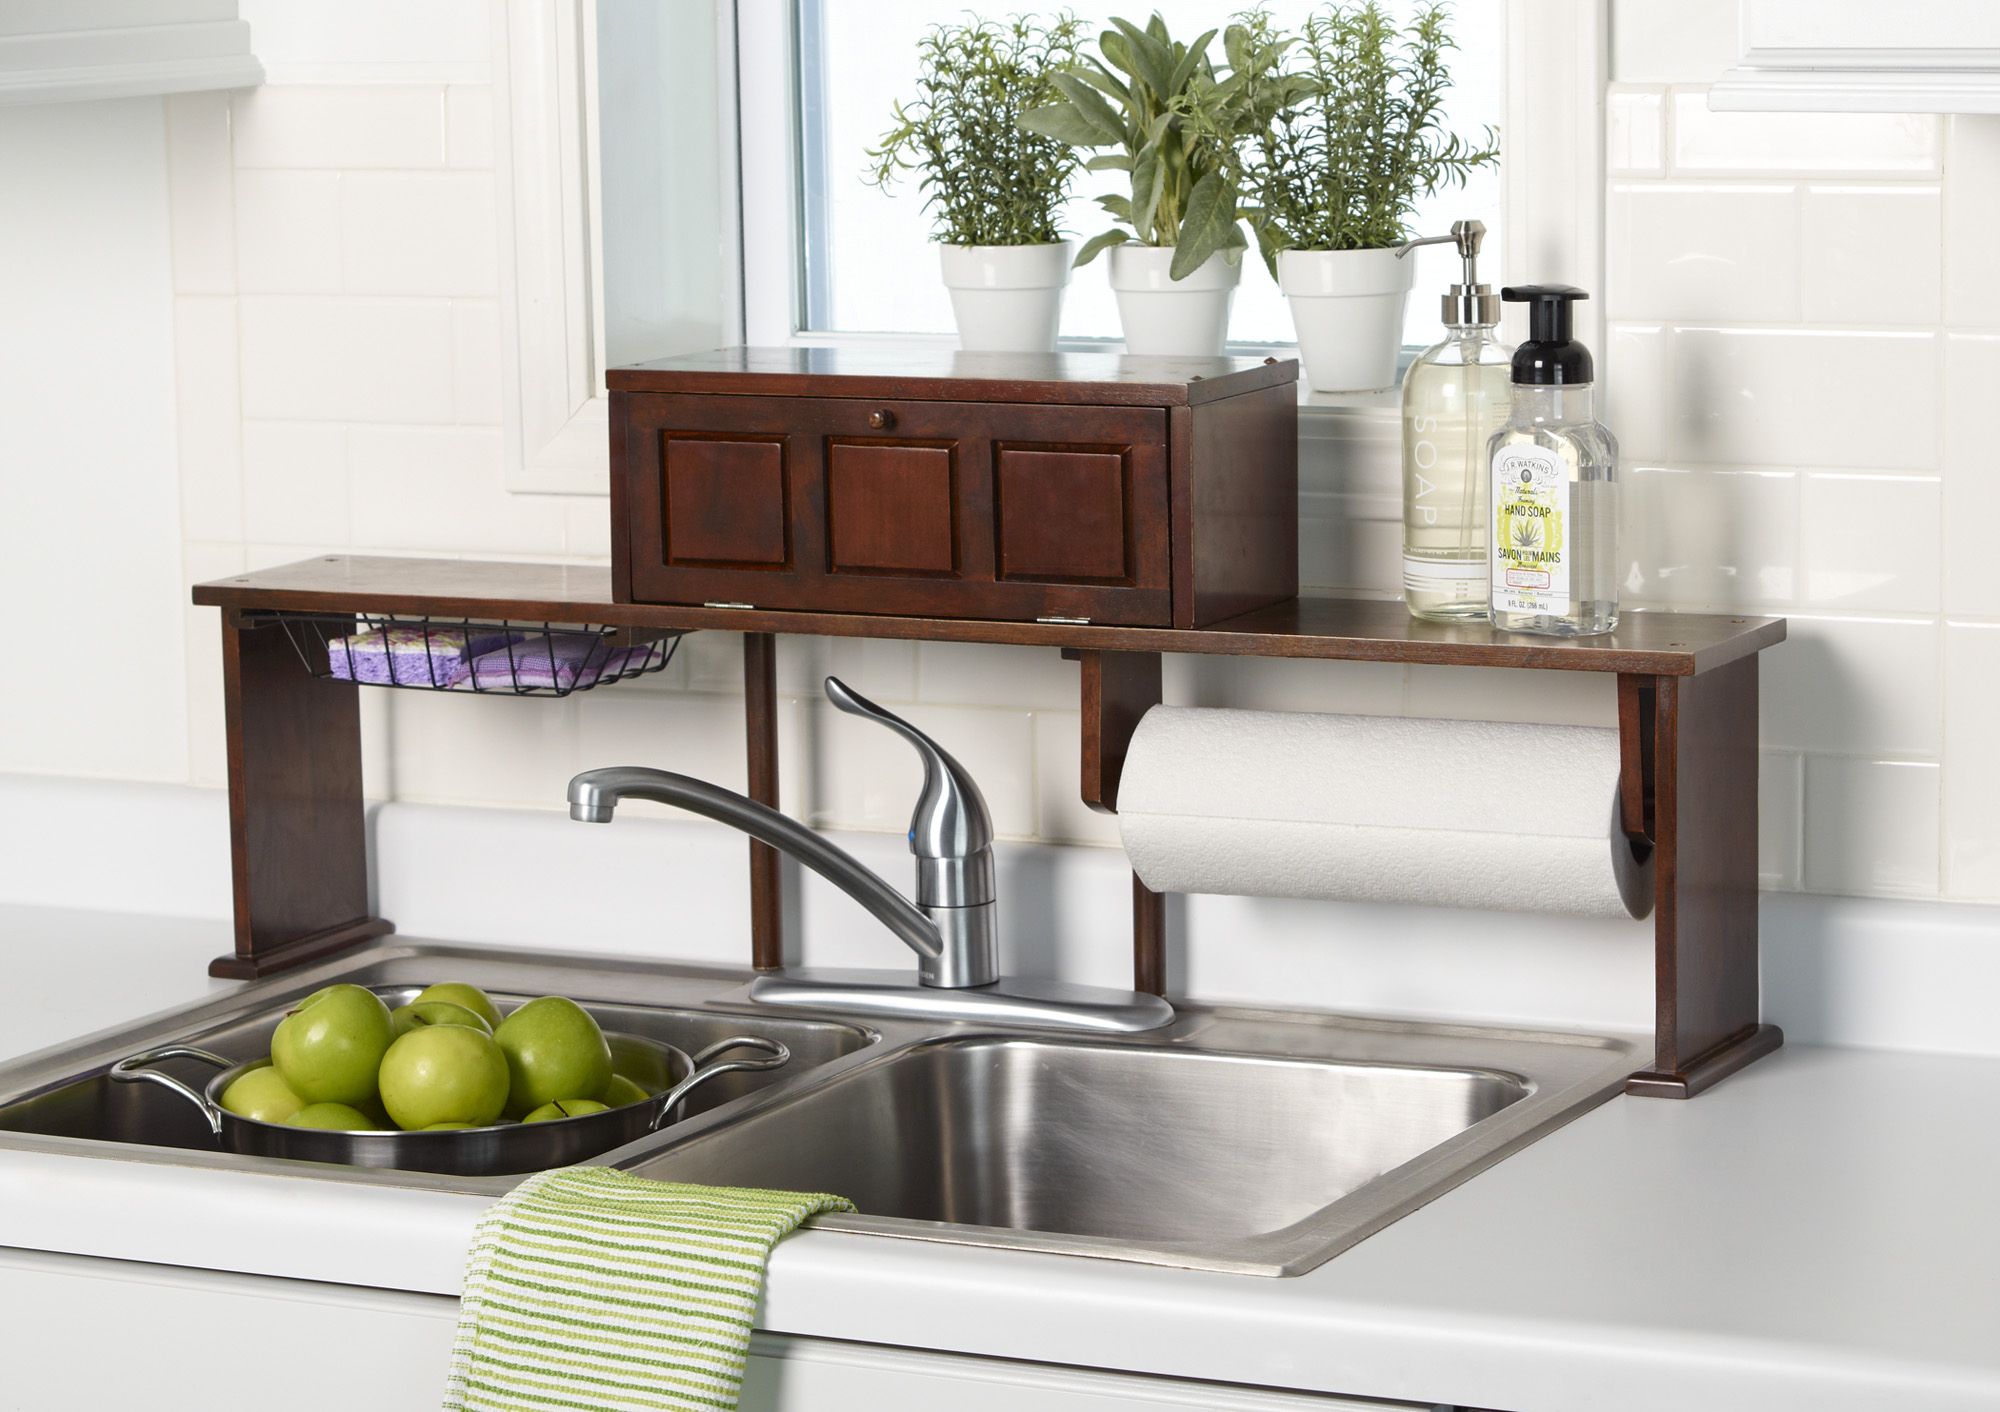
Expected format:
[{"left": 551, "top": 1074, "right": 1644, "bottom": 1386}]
[
  {"left": 648, "top": 1036, "right": 790, "bottom": 1133},
  {"left": 108, "top": 1045, "right": 233, "bottom": 1138}
]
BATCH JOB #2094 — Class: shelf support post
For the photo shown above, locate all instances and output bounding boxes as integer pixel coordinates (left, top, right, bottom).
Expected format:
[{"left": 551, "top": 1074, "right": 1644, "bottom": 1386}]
[
  {"left": 1622, "top": 659, "right": 1783, "bottom": 1097},
  {"left": 1066, "top": 647, "right": 1167, "bottom": 996},
  {"left": 744, "top": 632, "right": 784, "bottom": 971},
  {"left": 209, "top": 610, "right": 391, "bottom": 979}
]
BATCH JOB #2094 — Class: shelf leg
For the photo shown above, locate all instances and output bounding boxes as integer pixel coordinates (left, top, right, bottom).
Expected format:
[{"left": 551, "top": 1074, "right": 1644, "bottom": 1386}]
[
  {"left": 1065, "top": 648, "right": 1168, "bottom": 997},
  {"left": 744, "top": 632, "right": 784, "bottom": 972},
  {"left": 1623, "top": 658, "right": 1783, "bottom": 1096},
  {"left": 210, "top": 610, "right": 391, "bottom": 979}
]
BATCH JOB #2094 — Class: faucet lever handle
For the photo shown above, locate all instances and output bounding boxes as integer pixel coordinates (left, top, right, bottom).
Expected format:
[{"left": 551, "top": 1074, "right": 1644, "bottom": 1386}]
[{"left": 824, "top": 677, "right": 994, "bottom": 863}]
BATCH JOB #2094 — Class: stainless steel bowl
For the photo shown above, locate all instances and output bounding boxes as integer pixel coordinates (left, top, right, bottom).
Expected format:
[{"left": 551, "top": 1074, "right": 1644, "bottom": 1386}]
[{"left": 109, "top": 1031, "right": 788, "bottom": 1176}]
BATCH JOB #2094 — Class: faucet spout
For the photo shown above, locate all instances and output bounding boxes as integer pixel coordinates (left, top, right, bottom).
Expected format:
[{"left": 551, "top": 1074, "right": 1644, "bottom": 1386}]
[{"left": 566, "top": 766, "right": 954, "bottom": 972}]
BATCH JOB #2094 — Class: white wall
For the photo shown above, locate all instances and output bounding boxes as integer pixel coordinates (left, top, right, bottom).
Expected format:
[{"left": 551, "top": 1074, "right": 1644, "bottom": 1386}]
[{"left": 3, "top": 2, "right": 1995, "bottom": 999}]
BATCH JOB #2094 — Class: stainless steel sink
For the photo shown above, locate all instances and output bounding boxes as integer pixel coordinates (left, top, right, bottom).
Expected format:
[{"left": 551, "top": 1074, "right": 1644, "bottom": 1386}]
[{"left": 0, "top": 940, "right": 1643, "bottom": 1272}]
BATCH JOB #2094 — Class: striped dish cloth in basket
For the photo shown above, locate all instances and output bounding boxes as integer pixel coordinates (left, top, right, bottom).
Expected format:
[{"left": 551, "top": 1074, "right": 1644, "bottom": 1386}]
[{"left": 442, "top": 1167, "right": 854, "bottom": 1412}]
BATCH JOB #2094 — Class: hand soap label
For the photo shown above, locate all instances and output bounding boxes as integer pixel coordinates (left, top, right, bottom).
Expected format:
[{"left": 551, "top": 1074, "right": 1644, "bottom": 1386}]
[{"left": 1491, "top": 446, "right": 1568, "bottom": 615}]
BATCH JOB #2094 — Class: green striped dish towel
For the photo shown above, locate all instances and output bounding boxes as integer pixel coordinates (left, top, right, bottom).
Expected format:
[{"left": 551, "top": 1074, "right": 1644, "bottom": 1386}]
[{"left": 442, "top": 1167, "right": 853, "bottom": 1412}]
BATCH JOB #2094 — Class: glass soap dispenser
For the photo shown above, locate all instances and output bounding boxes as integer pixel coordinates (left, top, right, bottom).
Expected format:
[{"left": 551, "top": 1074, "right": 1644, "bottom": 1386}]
[
  {"left": 1488, "top": 285, "right": 1619, "bottom": 636},
  {"left": 1398, "top": 220, "right": 1514, "bottom": 622}
]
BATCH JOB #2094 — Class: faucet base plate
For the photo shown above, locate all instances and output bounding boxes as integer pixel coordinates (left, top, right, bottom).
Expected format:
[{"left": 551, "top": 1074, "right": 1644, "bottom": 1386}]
[{"left": 743, "top": 968, "right": 1175, "bottom": 1035}]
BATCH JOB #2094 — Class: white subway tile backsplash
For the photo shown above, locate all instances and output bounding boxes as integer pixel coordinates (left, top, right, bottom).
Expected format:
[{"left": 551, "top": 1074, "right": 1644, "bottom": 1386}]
[
  {"left": 1802, "top": 757, "right": 1941, "bottom": 899},
  {"left": 576, "top": 690, "right": 809, "bottom": 813},
  {"left": 1165, "top": 654, "right": 1407, "bottom": 717},
  {"left": 1763, "top": 614, "right": 1941, "bottom": 757},
  {"left": 164, "top": 93, "right": 235, "bottom": 295},
  {"left": 388, "top": 690, "right": 580, "bottom": 810},
  {"left": 1402, "top": 664, "right": 1618, "bottom": 728},
  {"left": 446, "top": 86, "right": 496, "bottom": 168},
  {"left": 171, "top": 296, "right": 244, "bottom": 542},
  {"left": 1655, "top": 327, "right": 1939, "bottom": 470},
  {"left": 242, "top": 422, "right": 349, "bottom": 545},
  {"left": 1942, "top": 334, "right": 2000, "bottom": 616},
  {"left": 233, "top": 170, "right": 342, "bottom": 295},
  {"left": 917, "top": 641, "right": 1078, "bottom": 711},
  {"left": 341, "top": 172, "right": 498, "bottom": 296},
  {"left": 1605, "top": 88, "right": 1665, "bottom": 175},
  {"left": 1607, "top": 183, "right": 1800, "bottom": 324},
  {"left": 1759, "top": 751, "right": 1803, "bottom": 891},
  {"left": 348, "top": 425, "right": 563, "bottom": 553},
  {"left": 240, "top": 297, "right": 455, "bottom": 423},
  {"left": 1623, "top": 465, "right": 1796, "bottom": 611},
  {"left": 1942, "top": 115, "right": 2000, "bottom": 329},
  {"left": 1800, "top": 473, "right": 1941, "bottom": 614},
  {"left": 232, "top": 86, "right": 446, "bottom": 170},
  {"left": 1801, "top": 186, "right": 1942, "bottom": 327},
  {"left": 450, "top": 300, "right": 502, "bottom": 423},
  {"left": 1671, "top": 92, "right": 1941, "bottom": 176},
  {"left": 1299, "top": 494, "right": 1402, "bottom": 596},
  {"left": 563, "top": 497, "right": 611, "bottom": 560},
  {"left": 675, "top": 631, "right": 917, "bottom": 703},
  {"left": 1943, "top": 621, "right": 2000, "bottom": 901}
]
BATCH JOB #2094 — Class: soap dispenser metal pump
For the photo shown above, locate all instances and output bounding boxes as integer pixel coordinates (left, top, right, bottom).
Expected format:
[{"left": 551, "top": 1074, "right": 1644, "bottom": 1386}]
[
  {"left": 1487, "top": 285, "right": 1620, "bottom": 637},
  {"left": 1397, "top": 220, "right": 1514, "bottom": 622}
]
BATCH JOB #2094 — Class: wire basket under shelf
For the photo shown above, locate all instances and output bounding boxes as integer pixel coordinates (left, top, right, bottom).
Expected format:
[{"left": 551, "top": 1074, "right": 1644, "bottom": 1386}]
[{"left": 269, "top": 612, "right": 682, "bottom": 697}]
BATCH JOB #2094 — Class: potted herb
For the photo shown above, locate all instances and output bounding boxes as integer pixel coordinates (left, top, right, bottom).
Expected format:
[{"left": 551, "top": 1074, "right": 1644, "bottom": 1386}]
[
  {"left": 870, "top": 15, "right": 1086, "bottom": 353},
  {"left": 1234, "top": 2, "right": 1498, "bottom": 390},
  {"left": 1020, "top": 15, "right": 1253, "bottom": 357}
]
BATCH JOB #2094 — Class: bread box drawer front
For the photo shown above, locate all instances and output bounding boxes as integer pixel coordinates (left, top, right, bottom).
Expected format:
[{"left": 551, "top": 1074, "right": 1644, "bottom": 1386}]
[{"left": 618, "top": 393, "right": 1171, "bottom": 625}]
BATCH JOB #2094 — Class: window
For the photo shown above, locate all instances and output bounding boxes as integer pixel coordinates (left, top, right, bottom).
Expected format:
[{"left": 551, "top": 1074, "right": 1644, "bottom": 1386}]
[{"left": 786, "top": 0, "right": 1504, "bottom": 349}]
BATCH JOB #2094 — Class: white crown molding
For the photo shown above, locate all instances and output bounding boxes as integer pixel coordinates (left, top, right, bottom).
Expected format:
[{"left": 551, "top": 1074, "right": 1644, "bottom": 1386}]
[
  {"left": 1709, "top": 68, "right": 2000, "bottom": 115},
  {"left": 0, "top": 16, "right": 262, "bottom": 107}
]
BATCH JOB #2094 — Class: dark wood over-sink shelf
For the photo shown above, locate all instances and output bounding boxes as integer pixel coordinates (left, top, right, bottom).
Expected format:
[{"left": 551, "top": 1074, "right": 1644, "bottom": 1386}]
[
  {"left": 193, "top": 555, "right": 1784, "bottom": 678},
  {"left": 195, "top": 552, "right": 1788, "bottom": 1101}
]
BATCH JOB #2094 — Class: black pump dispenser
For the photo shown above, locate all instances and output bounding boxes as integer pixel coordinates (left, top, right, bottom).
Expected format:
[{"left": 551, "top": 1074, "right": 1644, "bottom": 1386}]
[{"left": 1504, "top": 285, "right": 1592, "bottom": 386}]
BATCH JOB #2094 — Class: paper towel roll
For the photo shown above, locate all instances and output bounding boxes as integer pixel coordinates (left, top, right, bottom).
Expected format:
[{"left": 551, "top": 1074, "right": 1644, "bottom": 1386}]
[{"left": 1118, "top": 707, "right": 1653, "bottom": 920}]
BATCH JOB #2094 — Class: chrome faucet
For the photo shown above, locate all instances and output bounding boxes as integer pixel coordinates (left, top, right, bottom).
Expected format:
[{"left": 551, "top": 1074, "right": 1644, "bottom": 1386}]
[{"left": 567, "top": 676, "right": 1173, "bottom": 1035}]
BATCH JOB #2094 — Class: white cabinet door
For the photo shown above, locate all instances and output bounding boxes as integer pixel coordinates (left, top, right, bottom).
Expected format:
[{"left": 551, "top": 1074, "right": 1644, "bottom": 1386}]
[{"left": 0, "top": 1249, "right": 1429, "bottom": 1412}]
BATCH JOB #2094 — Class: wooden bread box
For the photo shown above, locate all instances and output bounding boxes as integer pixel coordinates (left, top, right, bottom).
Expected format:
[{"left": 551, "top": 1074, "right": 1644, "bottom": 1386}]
[{"left": 606, "top": 347, "right": 1299, "bottom": 628}]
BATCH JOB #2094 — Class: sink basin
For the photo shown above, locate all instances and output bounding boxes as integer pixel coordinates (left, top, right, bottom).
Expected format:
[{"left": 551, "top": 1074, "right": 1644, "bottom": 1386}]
[
  {"left": 631, "top": 1035, "right": 1524, "bottom": 1243},
  {"left": 631, "top": 1009, "right": 1641, "bottom": 1275}
]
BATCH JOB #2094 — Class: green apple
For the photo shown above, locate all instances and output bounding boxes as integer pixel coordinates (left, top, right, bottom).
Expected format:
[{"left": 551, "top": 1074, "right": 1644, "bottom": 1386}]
[
  {"left": 494, "top": 997, "right": 613, "bottom": 1119},
  {"left": 378, "top": 1024, "right": 510, "bottom": 1130},
  {"left": 389, "top": 1000, "right": 491, "bottom": 1041},
  {"left": 523, "top": 1098, "right": 609, "bottom": 1123},
  {"left": 219, "top": 1065, "right": 304, "bottom": 1125},
  {"left": 600, "top": 1074, "right": 649, "bottom": 1108},
  {"left": 271, "top": 984, "right": 393, "bottom": 1107},
  {"left": 410, "top": 983, "right": 503, "bottom": 1030},
  {"left": 286, "top": 1102, "right": 378, "bottom": 1131},
  {"left": 421, "top": 1121, "right": 477, "bottom": 1131}
]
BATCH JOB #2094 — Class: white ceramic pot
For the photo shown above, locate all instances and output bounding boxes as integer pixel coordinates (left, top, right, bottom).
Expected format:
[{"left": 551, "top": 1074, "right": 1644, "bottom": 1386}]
[
  {"left": 938, "top": 241, "right": 1074, "bottom": 353},
  {"left": 1107, "top": 244, "right": 1242, "bottom": 357},
  {"left": 1278, "top": 246, "right": 1418, "bottom": 392}
]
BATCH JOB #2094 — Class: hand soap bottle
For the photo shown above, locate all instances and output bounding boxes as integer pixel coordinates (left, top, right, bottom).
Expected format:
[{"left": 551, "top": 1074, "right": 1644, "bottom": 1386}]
[
  {"left": 1399, "top": 220, "right": 1513, "bottom": 621},
  {"left": 1488, "top": 285, "right": 1619, "bottom": 637}
]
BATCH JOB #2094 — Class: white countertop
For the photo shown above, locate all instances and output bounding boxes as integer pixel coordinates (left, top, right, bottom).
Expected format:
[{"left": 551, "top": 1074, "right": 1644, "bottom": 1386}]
[{"left": 1, "top": 904, "right": 1995, "bottom": 1412}]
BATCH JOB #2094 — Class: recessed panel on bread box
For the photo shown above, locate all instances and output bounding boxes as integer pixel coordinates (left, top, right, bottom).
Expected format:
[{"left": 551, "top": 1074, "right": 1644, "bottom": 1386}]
[{"left": 608, "top": 348, "right": 1299, "bottom": 628}]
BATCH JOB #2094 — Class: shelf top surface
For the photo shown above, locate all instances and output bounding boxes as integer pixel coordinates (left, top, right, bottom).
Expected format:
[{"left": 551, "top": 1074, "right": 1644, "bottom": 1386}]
[
  {"left": 195, "top": 557, "right": 1786, "bottom": 677},
  {"left": 606, "top": 345, "right": 1299, "bottom": 406}
]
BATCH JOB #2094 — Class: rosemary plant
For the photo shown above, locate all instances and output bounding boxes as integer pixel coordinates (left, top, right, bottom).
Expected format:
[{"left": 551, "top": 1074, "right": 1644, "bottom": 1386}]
[
  {"left": 1232, "top": 1, "right": 1498, "bottom": 265},
  {"left": 869, "top": 15, "right": 1087, "bottom": 247},
  {"left": 1018, "top": 14, "right": 1250, "bottom": 279}
]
